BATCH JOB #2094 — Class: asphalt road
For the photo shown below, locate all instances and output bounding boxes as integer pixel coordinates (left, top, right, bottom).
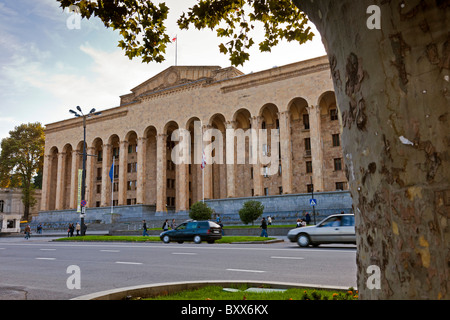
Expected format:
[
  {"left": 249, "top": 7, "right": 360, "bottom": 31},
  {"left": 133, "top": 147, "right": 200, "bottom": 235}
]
[{"left": 0, "top": 236, "right": 357, "bottom": 300}]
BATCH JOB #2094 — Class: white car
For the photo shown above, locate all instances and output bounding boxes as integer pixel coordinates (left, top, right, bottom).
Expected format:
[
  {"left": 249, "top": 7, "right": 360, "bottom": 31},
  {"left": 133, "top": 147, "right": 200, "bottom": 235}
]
[{"left": 287, "top": 214, "right": 356, "bottom": 247}]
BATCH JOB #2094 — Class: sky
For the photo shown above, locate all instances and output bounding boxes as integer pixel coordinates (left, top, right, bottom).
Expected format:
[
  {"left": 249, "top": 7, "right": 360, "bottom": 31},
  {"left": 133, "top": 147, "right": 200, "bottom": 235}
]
[{"left": 0, "top": 0, "right": 327, "bottom": 147}]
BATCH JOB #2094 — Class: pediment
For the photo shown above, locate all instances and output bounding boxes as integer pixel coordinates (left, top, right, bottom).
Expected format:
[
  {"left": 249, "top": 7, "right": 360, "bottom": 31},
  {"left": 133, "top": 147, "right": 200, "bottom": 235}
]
[{"left": 131, "top": 66, "right": 221, "bottom": 97}]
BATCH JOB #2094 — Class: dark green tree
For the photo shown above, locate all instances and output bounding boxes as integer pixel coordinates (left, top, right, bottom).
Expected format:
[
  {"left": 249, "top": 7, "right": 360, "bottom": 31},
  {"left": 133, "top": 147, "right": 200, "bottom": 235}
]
[
  {"left": 238, "top": 200, "right": 264, "bottom": 225},
  {"left": 189, "top": 201, "right": 213, "bottom": 220}
]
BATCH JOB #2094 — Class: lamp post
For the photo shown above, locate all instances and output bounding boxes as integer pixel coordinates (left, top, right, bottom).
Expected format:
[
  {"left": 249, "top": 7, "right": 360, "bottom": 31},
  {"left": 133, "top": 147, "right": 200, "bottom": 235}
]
[{"left": 69, "top": 106, "right": 101, "bottom": 236}]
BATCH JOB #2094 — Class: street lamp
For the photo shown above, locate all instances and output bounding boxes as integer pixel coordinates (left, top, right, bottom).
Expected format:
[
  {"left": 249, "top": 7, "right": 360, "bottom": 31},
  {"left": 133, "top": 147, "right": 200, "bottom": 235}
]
[{"left": 69, "top": 106, "right": 101, "bottom": 236}]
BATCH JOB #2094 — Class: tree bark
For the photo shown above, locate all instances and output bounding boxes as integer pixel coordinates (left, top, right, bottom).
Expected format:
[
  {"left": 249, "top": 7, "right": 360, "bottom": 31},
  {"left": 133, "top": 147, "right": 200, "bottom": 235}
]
[{"left": 293, "top": 0, "right": 449, "bottom": 299}]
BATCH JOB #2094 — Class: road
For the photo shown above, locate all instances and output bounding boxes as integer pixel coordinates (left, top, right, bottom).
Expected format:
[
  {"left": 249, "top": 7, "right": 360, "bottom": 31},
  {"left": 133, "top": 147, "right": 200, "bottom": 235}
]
[{"left": 0, "top": 236, "right": 357, "bottom": 300}]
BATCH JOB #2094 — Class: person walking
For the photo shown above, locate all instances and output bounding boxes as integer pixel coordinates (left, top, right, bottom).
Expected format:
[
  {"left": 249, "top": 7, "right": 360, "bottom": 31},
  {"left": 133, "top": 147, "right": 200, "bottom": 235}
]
[
  {"left": 162, "top": 219, "right": 169, "bottom": 232},
  {"left": 170, "top": 219, "right": 177, "bottom": 230},
  {"left": 260, "top": 217, "right": 268, "bottom": 238},
  {"left": 142, "top": 220, "right": 149, "bottom": 236},
  {"left": 76, "top": 223, "right": 81, "bottom": 236},
  {"left": 305, "top": 212, "right": 311, "bottom": 225},
  {"left": 24, "top": 225, "right": 31, "bottom": 239}
]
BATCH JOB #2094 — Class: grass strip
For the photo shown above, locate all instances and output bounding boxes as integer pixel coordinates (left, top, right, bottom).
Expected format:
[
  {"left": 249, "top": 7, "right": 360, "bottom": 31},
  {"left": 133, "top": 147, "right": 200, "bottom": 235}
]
[
  {"left": 140, "top": 285, "right": 358, "bottom": 300},
  {"left": 54, "top": 235, "right": 278, "bottom": 243}
]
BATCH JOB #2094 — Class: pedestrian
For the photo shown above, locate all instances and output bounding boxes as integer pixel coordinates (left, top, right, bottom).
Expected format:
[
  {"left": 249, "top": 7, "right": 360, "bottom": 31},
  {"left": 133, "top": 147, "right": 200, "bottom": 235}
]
[
  {"left": 68, "top": 223, "right": 74, "bottom": 237},
  {"left": 296, "top": 218, "right": 301, "bottom": 228},
  {"left": 305, "top": 212, "right": 311, "bottom": 225},
  {"left": 142, "top": 220, "right": 149, "bottom": 236},
  {"left": 170, "top": 219, "right": 177, "bottom": 230},
  {"left": 162, "top": 219, "right": 169, "bottom": 231},
  {"left": 76, "top": 223, "right": 81, "bottom": 236},
  {"left": 260, "top": 217, "right": 268, "bottom": 238},
  {"left": 37, "top": 223, "right": 42, "bottom": 234},
  {"left": 24, "top": 225, "right": 31, "bottom": 239},
  {"left": 267, "top": 216, "right": 272, "bottom": 225}
]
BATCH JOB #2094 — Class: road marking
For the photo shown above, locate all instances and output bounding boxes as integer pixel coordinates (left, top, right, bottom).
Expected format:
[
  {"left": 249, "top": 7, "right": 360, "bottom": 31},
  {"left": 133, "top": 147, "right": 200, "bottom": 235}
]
[
  {"left": 270, "top": 256, "right": 304, "bottom": 260},
  {"left": 226, "top": 268, "right": 265, "bottom": 273},
  {"left": 40, "top": 248, "right": 56, "bottom": 251},
  {"left": 115, "top": 261, "right": 142, "bottom": 265},
  {"left": 100, "top": 250, "right": 120, "bottom": 252},
  {"left": 172, "top": 252, "right": 197, "bottom": 255},
  {"left": 36, "top": 257, "right": 56, "bottom": 260}
]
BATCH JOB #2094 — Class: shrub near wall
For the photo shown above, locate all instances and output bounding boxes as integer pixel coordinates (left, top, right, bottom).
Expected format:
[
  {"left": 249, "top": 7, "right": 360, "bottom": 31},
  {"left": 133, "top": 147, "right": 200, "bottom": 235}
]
[{"left": 238, "top": 200, "right": 264, "bottom": 225}]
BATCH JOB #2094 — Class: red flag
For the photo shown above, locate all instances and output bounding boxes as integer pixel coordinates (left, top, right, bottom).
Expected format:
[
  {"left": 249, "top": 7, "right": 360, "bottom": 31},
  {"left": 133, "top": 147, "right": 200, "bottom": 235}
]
[
  {"left": 172, "top": 36, "right": 177, "bottom": 42},
  {"left": 201, "top": 151, "right": 206, "bottom": 169}
]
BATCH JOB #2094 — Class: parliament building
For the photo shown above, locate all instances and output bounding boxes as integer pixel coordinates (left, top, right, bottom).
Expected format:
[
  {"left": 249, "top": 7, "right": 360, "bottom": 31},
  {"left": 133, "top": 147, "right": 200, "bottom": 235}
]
[{"left": 40, "top": 56, "right": 348, "bottom": 216}]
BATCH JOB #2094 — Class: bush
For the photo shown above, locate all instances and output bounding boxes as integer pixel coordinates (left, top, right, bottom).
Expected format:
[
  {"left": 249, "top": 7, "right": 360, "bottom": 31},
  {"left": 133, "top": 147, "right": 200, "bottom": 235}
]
[
  {"left": 239, "top": 200, "right": 264, "bottom": 225},
  {"left": 189, "top": 201, "right": 213, "bottom": 220}
]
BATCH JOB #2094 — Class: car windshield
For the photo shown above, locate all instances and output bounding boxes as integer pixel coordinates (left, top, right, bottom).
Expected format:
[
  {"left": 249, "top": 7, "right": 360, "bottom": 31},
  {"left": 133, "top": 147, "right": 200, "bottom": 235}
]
[
  {"left": 319, "top": 216, "right": 343, "bottom": 227},
  {"left": 176, "top": 223, "right": 187, "bottom": 230}
]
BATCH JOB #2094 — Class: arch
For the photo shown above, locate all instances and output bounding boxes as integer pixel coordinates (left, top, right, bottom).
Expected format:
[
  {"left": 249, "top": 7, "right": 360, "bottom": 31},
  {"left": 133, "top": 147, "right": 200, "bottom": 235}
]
[
  {"left": 209, "top": 113, "right": 227, "bottom": 131},
  {"left": 232, "top": 108, "right": 252, "bottom": 129},
  {"left": 288, "top": 97, "right": 309, "bottom": 120},
  {"left": 318, "top": 91, "right": 338, "bottom": 116},
  {"left": 259, "top": 103, "right": 279, "bottom": 126}
]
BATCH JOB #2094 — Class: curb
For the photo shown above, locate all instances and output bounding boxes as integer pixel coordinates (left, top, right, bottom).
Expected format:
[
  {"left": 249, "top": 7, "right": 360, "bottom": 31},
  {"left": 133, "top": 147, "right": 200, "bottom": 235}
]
[{"left": 71, "top": 280, "right": 352, "bottom": 300}]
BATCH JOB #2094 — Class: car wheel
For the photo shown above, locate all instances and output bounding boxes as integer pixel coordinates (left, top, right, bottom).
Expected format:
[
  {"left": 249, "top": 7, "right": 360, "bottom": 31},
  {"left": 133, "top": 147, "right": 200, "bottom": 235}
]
[
  {"left": 162, "top": 235, "right": 170, "bottom": 243},
  {"left": 297, "top": 234, "right": 310, "bottom": 247},
  {"left": 193, "top": 235, "right": 202, "bottom": 244}
]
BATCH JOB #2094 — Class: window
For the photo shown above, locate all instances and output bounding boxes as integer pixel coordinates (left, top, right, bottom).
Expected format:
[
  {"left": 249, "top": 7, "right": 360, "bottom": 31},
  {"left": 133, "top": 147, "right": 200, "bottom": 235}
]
[
  {"left": 334, "top": 158, "right": 342, "bottom": 171},
  {"left": 307, "top": 184, "right": 314, "bottom": 193},
  {"left": 279, "top": 186, "right": 283, "bottom": 195},
  {"left": 263, "top": 166, "right": 269, "bottom": 178},
  {"left": 0, "top": 200, "right": 4, "bottom": 212},
  {"left": 97, "top": 150, "right": 103, "bottom": 162},
  {"left": 113, "top": 200, "right": 118, "bottom": 206},
  {"left": 264, "top": 187, "right": 269, "bottom": 196},
  {"left": 332, "top": 134, "right": 340, "bottom": 147},
  {"left": 112, "top": 147, "right": 120, "bottom": 159},
  {"left": 97, "top": 168, "right": 102, "bottom": 180},
  {"left": 306, "top": 161, "right": 313, "bottom": 173},
  {"left": 96, "top": 184, "right": 101, "bottom": 194},
  {"left": 303, "top": 114, "right": 310, "bottom": 130},
  {"left": 336, "top": 182, "right": 346, "bottom": 191},
  {"left": 330, "top": 109, "right": 338, "bottom": 121},
  {"left": 96, "top": 201, "right": 100, "bottom": 208},
  {"left": 127, "top": 198, "right": 136, "bottom": 205},
  {"left": 304, "top": 138, "right": 311, "bottom": 156},
  {"left": 127, "top": 162, "right": 137, "bottom": 173},
  {"left": 278, "top": 164, "right": 282, "bottom": 176},
  {"left": 113, "top": 182, "right": 119, "bottom": 192},
  {"left": 250, "top": 167, "right": 253, "bottom": 179},
  {"left": 128, "top": 144, "right": 137, "bottom": 154},
  {"left": 127, "top": 180, "right": 137, "bottom": 190}
]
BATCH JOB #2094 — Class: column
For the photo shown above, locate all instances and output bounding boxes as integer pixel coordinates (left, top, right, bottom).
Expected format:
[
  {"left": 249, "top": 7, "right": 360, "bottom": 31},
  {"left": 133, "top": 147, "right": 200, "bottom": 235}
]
[
  {"left": 118, "top": 140, "right": 129, "bottom": 206},
  {"left": 278, "top": 111, "right": 293, "bottom": 194},
  {"left": 156, "top": 134, "right": 167, "bottom": 213},
  {"left": 136, "top": 137, "right": 147, "bottom": 204},
  {"left": 40, "top": 154, "right": 52, "bottom": 211},
  {"left": 55, "top": 152, "right": 65, "bottom": 210},
  {"left": 202, "top": 124, "right": 213, "bottom": 200},
  {"left": 85, "top": 147, "right": 95, "bottom": 208},
  {"left": 225, "top": 121, "right": 236, "bottom": 198},
  {"left": 101, "top": 144, "right": 112, "bottom": 207},
  {"left": 309, "top": 105, "right": 324, "bottom": 191},
  {"left": 69, "top": 149, "right": 79, "bottom": 209},
  {"left": 251, "top": 116, "right": 263, "bottom": 196},
  {"left": 176, "top": 129, "right": 189, "bottom": 211}
]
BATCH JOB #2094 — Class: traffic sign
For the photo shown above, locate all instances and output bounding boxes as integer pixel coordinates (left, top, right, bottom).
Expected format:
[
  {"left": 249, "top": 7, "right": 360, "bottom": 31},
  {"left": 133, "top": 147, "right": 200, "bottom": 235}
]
[
  {"left": 309, "top": 199, "right": 317, "bottom": 206},
  {"left": 81, "top": 200, "right": 87, "bottom": 207}
]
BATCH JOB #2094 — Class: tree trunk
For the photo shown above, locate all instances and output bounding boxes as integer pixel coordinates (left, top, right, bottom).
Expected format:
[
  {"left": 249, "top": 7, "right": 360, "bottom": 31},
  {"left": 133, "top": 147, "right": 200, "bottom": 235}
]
[{"left": 293, "top": 0, "right": 449, "bottom": 299}]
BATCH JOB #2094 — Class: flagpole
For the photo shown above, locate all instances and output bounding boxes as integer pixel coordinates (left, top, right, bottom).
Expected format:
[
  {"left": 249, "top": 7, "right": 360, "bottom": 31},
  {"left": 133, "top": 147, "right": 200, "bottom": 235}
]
[
  {"left": 175, "top": 35, "right": 178, "bottom": 66},
  {"left": 201, "top": 121, "right": 204, "bottom": 203}
]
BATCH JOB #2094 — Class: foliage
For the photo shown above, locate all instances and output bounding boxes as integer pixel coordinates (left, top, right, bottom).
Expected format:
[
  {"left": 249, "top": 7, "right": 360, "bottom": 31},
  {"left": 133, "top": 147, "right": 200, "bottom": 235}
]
[
  {"left": 189, "top": 201, "right": 213, "bottom": 220},
  {"left": 238, "top": 200, "right": 264, "bottom": 225},
  {"left": 0, "top": 122, "right": 45, "bottom": 220},
  {"left": 56, "top": 0, "right": 313, "bottom": 66}
]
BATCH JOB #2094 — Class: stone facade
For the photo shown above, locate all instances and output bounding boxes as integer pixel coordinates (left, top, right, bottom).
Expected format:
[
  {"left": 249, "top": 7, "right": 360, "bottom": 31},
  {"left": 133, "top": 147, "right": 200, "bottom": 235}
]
[{"left": 41, "top": 56, "right": 348, "bottom": 216}]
